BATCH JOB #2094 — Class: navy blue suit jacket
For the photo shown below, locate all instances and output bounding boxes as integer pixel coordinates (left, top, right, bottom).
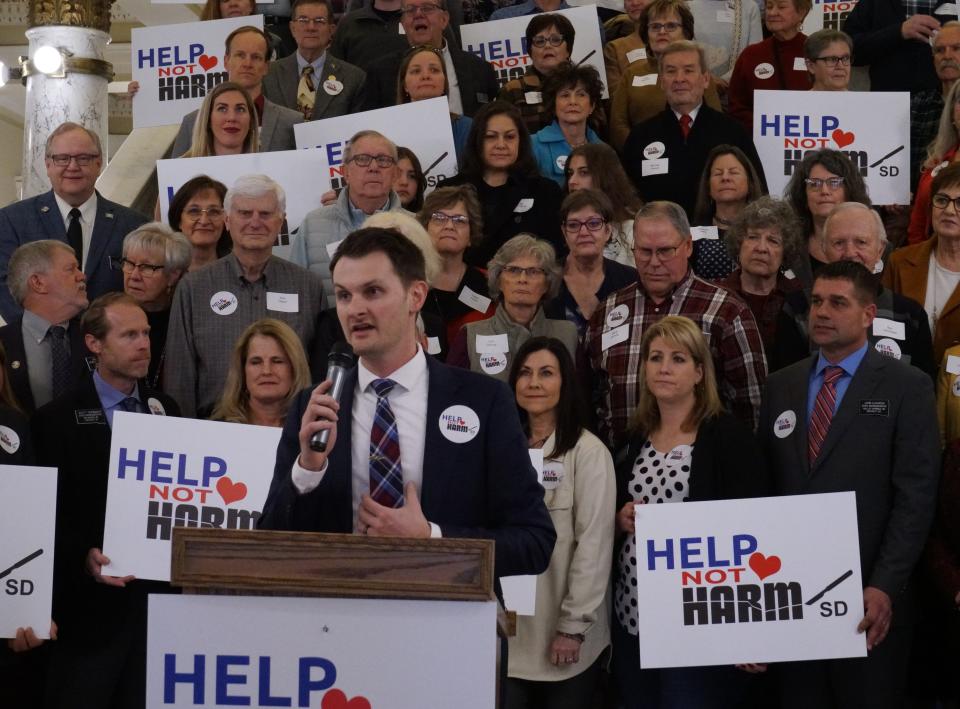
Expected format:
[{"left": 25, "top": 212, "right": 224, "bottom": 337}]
[
  {"left": 259, "top": 356, "right": 557, "bottom": 578},
  {"left": 0, "top": 190, "right": 148, "bottom": 321}
]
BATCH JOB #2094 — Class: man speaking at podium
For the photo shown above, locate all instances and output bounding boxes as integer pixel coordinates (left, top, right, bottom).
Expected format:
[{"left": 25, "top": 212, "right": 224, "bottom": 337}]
[{"left": 260, "top": 227, "right": 556, "bottom": 578}]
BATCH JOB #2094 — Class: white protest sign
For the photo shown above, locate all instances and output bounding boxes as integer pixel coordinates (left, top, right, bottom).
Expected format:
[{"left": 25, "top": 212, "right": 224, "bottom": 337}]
[
  {"left": 131, "top": 16, "right": 263, "bottom": 129},
  {"left": 634, "top": 492, "right": 865, "bottom": 668},
  {"left": 156, "top": 149, "right": 330, "bottom": 259},
  {"left": 754, "top": 90, "right": 910, "bottom": 204},
  {"left": 0, "top": 465, "right": 57, "bottom": 639},
  {"left": 802, "top": 0, "right": 859, "bottom": 34},
  {"left": 102, "top": 413, "right": 281, "bottom": 581},
  {"left": 294, "top": 96, "right": 458, "bottom": 193},
  {"left": 460, "top": 5, "right": 609, "bottom": 98},
  {"left": 567, "top": 0, "right": 624, "bottom": 12},
  {"left": 148, "top": 594, "right": 497, "bottom": 708}
]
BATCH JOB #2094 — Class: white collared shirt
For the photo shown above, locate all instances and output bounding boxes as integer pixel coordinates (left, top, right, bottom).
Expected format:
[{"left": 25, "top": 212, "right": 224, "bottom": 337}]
[
  {"left": 440, "top": 42, "right": 464, "bottom": 116},
  {"left": 292, "top": 347, "right": 434, "bottom": 534},
  {"left": 53, "top": 191, "right": 97, "bottom": 271},
  {"left": 671, "top": 102, "right": 703, "bottom": 127}
]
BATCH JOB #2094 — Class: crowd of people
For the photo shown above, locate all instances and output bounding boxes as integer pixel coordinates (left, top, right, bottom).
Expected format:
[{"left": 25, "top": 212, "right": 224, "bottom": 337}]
[{"left": 2, "top": 0, "right": 960, "bottom": 706}]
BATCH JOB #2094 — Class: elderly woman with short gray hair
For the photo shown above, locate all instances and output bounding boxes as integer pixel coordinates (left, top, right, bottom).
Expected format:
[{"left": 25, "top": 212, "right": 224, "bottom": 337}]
[{"left": 447, "top": 234, "right": 578, "bottom": 383}]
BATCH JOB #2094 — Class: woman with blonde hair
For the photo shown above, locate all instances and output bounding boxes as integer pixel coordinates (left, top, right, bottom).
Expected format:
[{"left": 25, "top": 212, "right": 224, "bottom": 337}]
[
  {"left": 182, "top": 81, "right": 260, "bottom": 158},
  {"left": 909, "top": 79, "right": 960, "bottom": 244},
  {"left": 611, "top": 315, "right": 767, "bottom": 708},
  {"left": 211, "top": 319, "right": 311, "bottom": 426}
]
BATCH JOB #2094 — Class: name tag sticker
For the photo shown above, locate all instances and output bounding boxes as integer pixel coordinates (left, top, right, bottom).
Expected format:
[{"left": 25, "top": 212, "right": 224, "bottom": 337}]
[
  {"left": 601, "top": 323, "right": 630, "bottom": 351},
  {"left": 426, "top": 336, "right": 441, "bottom": 355},
  {"left": 325, "top": 238, "right": 345, "bottom": 259},
  {"left": 872, "top": 318, "right": 905, "bottom": 340},
  {"left": 783, "top": 268, "right": 797, "bottom": 280},
  {"left": 458, "top": 286, "right": 492, "bottom": 313},
  {"left": 476, "top": 333, "right": 509, "bottom": 353},
  {"left": 794, "top": 56, "right": 808, "bottom": 71},
  {"left": 668, "top": 444, "right": 693, "bottom": 461},
  {"left": 267, "top": 292, "right": 299, "bottom": 313},
  {"left": 626, "top": 47, "right": 647, "bottom": 63},
  {"left": 514, "top": 198, "right": 534, "bottom": 213},
  {"left": 75, "top": 408, "right": 106, "bottom": 425},
  {"left": 690, "top": 226, "right": 720, "bottom": 240},
  {"left": 632, "top": 73, "right": 658, "bottom": 87},
  {"left": 524, "top": 91, "right": 543, "bottom": 104},
  {"left": 439, "top": 405, "right": 480, "bottom": 443},
  {"left": 774, "top": 410, "right": 796, "bottom": 438},
  {"left": 946, "top": 354, "right": 960, "bottom": 375},
  {"left": 641, "top": 158, "right": 668, "bottom": 176},
  {"left": 528, "top": 449, "right": 544, "bottom": 484},
  {"left": 717, "top": 8, "right": 734, "bottom": 21},
  {"left": 953, "top": 378, "right": 960, "bottom": 397},
  {"left": 859, "top": 399, "right": 889, "bottom": 416}
]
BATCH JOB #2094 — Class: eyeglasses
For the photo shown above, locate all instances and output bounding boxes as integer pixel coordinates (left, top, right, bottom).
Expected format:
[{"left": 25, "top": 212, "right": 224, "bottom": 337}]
[
  {"left": 430, "top": 211, "right": 469, "bottom": 227},
  {"left": 183, "top": 206, "right": 224, "bottom": 221},
  {"left": 563, "top": 217, "right": 606, "bottom": 234},
  {"left": 502, "top": 265, "right": 546, "bottom": 278},
  {"left": 531, "top": 34, "right": 565, "bottom": 48},
  {"left": 812, "top": 54, "right": 851, "bottom": 67},
  {"left": 111, "top": 257, "right": 165, "bottom": 276},
  {"left": 400, "top": 3, "right": 443, "bottom": 16},
  {"left": 47, "top": 153, "right": 100, "bottom": 167},
  {"left": 932, "top": 193, "right": 960, "bottom": 212},
  {"left": 805, "top": 176, "right": 845, "bottom": 190},
  {"left": 347, "top": 153, "right": 397, "bottom": 168},
  {"left": 634, "top": 244, "right": 683, "bottom": 263},
  {"left": 648, "top": 21, "right": 682, "bottom": 33},
  {"left": 293, "top": 15, "right": 329, "bottom": 25}
]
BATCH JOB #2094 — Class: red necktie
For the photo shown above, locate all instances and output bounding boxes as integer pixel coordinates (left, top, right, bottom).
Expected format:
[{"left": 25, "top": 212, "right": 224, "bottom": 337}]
[
  {"left": 808, "top": 365, "right": 844, "bottom": 463},
  {"left": 679, "top": 113, "right": 692, "bottom": 140}
]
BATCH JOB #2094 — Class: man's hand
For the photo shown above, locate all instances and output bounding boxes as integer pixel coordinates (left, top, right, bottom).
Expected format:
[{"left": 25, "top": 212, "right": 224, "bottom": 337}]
[
  {"left": 85, "top": 548, "right": 135, "bottom": 588},
  {"left": 320, "top": 189, "right": 337, "bottom": 207},
  {"left": 857, "top": 586, "right": 893, "bottom": 650},
  {"left": 7, "top": 622, "right": 57, "bottom": 652},
  {"left": 358, "top": 481, "right": 431, "bottom": 538},
  {"left": 298, "top": 380, "right": 339, "bottom": 472},
  {"left": 902, "top": 14, "right": 940, "bottom": 41}
]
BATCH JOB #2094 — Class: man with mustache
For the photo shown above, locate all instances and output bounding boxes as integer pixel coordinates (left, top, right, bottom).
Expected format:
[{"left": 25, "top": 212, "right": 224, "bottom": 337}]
[{"left": 910, "top": 21, "right": 960, "bottom": 190}]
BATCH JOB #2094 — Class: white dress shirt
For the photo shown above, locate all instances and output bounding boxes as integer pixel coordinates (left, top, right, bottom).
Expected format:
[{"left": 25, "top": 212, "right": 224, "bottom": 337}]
[
  {"left": 53, "top": 191, "right": 97, "bottom": 271},
  {"left": 292, "top": 347, "right": 439, "bottom": 535},
  {"left": 441, "top": 42, "right": 464, "bottom": 116},
  {"left": 671, "top": 102, "right": 703, "bottom": 127}
]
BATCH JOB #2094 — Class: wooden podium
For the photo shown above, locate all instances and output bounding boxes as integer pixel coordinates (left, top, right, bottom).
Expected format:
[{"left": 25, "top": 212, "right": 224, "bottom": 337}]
[{"left": 169, "top": 527, "right": 513, "bottom": 706}]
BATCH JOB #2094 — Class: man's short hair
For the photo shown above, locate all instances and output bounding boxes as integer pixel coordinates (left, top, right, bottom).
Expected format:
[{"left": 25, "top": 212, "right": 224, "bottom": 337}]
[
  {"left": 330, "top": 227, "right": 427, "bottom": 287},
  {"left": 659, "top": 39, "right": 708, "bottom": 73},
  {"left": 82, "top": 292, "right": 141, "bottom": 341},
  {"left": 45, "top": 121, "right": 102, "bottom": 158},
  {"left": 634, "top": 200, "right": 692, "bottom": 241},
  {"left": 224, "top": 174, "right": 287, "bottom": 214},
  {"left": 823, "top": 202, "right": 888, "bottom": 247},
  {"left": 813, "top": 260, "right": 878, "bottom": 306},
  {"left": 291, "top": 0, "right": 333, "bottom": 18},
  {"left": 804, "top": 29, "right": 853, "bottom": 60},
  {"left": 224, "top": 25, "right": 272, "bottom": 60},
  {"left": 343, "top": 130, "right": 398, "bottom": 163},
  {"left": 7, "top": 240, "right": 76, "bottom": 306},
  {"left": 525, "top": 13, "right": 575, "bottom": 55}
]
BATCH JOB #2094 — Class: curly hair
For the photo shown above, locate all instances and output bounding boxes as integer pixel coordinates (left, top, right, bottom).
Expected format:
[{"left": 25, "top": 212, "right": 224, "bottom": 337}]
[{"left": 541, "top": 61, "right": 605, "bottom": 124}]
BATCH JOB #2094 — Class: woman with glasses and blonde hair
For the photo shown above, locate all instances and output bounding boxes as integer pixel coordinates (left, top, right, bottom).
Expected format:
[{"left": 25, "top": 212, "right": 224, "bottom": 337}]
[
  {"left": 611, "top": 315, "right": 767, "bottom": 708},
  {"left": 118, "top": 223, "right": 192, "bottom": 389},
  {"left": 910, "top": 80, "right": 960, "bottom": 245},
  {"left": 211, "top": 319, "right": 311, "bottom": 426},
  {"left": 447, "top": 234, "right": 578, "bottom": 383}
]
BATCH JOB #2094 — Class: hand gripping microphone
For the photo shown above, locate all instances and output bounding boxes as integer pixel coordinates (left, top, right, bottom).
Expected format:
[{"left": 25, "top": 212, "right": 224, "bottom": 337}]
[{"left": 309, "top": 342, "right": 356, "bottom": 452}]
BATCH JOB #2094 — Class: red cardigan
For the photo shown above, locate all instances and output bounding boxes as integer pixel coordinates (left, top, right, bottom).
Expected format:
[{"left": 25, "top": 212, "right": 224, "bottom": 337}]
[
  {"left": 728, "top": 33, "right": 810, "bottom": 134},
  {"left": 909, "top": 144, "right": 959, "bottom": 245}
]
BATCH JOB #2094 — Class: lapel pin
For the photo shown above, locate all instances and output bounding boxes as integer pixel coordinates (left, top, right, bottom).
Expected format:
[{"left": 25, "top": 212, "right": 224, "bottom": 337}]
[
  {"left": 11, "top": 360, "right": 20, "bottom": 370},
  {"left": 40, "top": 206, "right": 49, "bottom": 213},
  {"left": 105, "top": 212, "right": 114, "bottom": 219}
]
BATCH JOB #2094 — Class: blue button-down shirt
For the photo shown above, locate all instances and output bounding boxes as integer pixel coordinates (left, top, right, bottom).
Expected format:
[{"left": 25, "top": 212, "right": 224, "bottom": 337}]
[
  {"left": 93, "top": 370, "right": 142, "bottom": 428},
  {"left": 806, "top": 342, "right": 868, "bottom": 424}
]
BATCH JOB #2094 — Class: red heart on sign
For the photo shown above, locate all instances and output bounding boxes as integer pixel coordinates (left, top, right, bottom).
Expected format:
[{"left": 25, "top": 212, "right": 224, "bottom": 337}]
[
  {"left": 198, "top": 54, "right": 218, "bottom": 71},
  {"left": 749, "top": 552, "right": 781, "bottom": 580},
  {"left": 831, "top": 128, "right": 855, "bottom": 148},
  {"left": 216, "top": 476, "right": 247, "bottom": 505},
  {"left": 321, "top": 689, "right": 372, "bottom": 709}
]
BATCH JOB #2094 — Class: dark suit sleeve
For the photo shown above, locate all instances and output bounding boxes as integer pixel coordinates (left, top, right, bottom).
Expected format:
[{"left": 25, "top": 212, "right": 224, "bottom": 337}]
[
  {"left": 869, "top": 368, "right": 941, "bottom": 597},
  {"left": 171, "top": 116, "right": 193, "bottom": 157},
  {"left": 0, "top": 208, "right": 24, "bottom": 322},
  {"left": 909, "top": 306, "right": 936, "bottom": 380},
  {"left": 258, "top": 388, "right": 310, "bottom": 530},
  {"left": 349, "top": 68, "right": 369, "bottom": 114},
  {"left": 844, "top": 0, "right": 911, "bottom": 67},
  {"left": 438, "top": 382, "right": 556, "bottom": 577},
  {"left": 714, "top": 414, "right": 770, "bottom": 499}
]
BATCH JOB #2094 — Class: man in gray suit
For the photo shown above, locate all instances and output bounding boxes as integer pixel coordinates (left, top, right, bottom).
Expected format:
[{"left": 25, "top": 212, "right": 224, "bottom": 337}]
[
  {"left": 172, "top": 26, "right": 303, "bottom": 156},
  {"left": 759, "top": 260, "right": 940, "bottom": 708},
  {"left": 262, "top": 0, "right": 367, "bottom": 120}
]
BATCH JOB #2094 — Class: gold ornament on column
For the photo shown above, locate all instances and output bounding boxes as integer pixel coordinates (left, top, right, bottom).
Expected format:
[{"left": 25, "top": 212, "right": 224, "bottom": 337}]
[{"left": 29, "top": 0, "right": 115, "bottom": 34}]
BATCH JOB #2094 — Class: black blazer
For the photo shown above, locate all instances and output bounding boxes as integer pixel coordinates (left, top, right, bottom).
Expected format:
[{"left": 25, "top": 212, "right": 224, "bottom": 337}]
[
  {"left": 440, "top": 172, "right": 565, "bottom": 268},
  {"left": 364, "top": 46, "right": 499, "bottom": 116},
  {"left": 0, "top": 316, "right": 96, "bottom": 414},
  {"left": 0, "top": 404, "right": 33, "bottom": 465},
  {"left": 622, "top": 105, "right": 766, "bottom": 219},
  {"left": 32, "top": 376, "right": 179, "bottom": 634},
  {"left": 259, "top": 356, "right": 557, "bottom": 578}
]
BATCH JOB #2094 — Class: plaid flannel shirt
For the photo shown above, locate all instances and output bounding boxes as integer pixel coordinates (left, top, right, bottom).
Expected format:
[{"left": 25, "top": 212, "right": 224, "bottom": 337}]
[
  {"left": 583, "top": 270, "right": 767, "bottom": 447},
  {"left": 910, "top": 88, "right": 943, "bottom": 190}
]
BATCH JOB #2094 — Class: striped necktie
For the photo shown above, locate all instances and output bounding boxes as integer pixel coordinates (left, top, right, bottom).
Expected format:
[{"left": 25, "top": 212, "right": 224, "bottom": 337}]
[
  {"left": 369, "top": 378, "right": 404, "bottom": 507},
  {"left": 809, "top": 365, "right": 844, "bottom": 463}
]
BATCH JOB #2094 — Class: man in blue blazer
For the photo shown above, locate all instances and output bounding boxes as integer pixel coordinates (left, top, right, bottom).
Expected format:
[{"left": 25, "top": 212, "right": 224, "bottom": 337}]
[
  {"left": 259, "top": 226, "right": 555, "bottom": 579},
  {"left": 0, "top": 122, "right": 147, "bottom": 323}
]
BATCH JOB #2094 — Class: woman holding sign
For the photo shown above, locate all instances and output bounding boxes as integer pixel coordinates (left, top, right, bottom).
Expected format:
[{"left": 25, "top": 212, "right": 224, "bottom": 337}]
[
  {"left": 505, "top": 336, "right": 615, "bottom": 708},
  {"left": 611, "top": 315, "right": 767, "bottom": 709}
]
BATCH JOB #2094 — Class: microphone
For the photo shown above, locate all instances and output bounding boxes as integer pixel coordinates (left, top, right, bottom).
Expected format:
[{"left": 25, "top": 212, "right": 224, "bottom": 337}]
[{"left": 309, "top": 342, "right": 356, "bottom": 452}]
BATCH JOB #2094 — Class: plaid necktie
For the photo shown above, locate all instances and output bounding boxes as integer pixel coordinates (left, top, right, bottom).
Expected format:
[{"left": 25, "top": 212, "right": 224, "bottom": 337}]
[
  {"left": 66, "top": 208, "right": 83, "bottom": 265},
  {"left": 48, "top": 325, "right": 70, "bottom": 399},
  {"left": 679, "top": 113, "right": 692, "bottom": 140},
  {"left": 809, "top": 365, "right": 844, "bottom": 463},
  {"left": 297, "top": 65, "right": 316, "bottom": 119},
  {"left": 369, "top": 378, "right": 404, "bottom": 508}
]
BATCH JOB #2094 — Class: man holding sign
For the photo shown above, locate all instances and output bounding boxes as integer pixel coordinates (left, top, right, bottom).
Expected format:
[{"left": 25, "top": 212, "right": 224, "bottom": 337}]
[
  {"left": 33, "top": 293, "right": 179, "bottom": 709},
  {"left": 759, "top": 260, "right": 939, "bottom": 708}
]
